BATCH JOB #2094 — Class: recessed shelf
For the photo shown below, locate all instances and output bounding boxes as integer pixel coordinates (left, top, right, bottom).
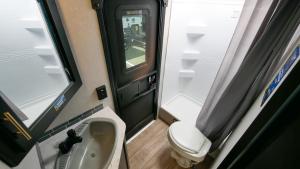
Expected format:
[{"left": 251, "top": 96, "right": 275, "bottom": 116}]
[
  {"left": 34, "top": 46, "right": 54, "bottom": 56},
  {"left": 21, "top": 18, "right": 43, "bottom": 31},
  {"left": 179, "top": 70, "right": 195, "bottom": 78},
  {"left": 44, "top": 66, "right": 63, "bottom": 74},
  {"left": 186, "top": 24, "right": 207, "bottom": 38},
  {"left": 182, "top": 50, "right": 200, "bottom": 61}
]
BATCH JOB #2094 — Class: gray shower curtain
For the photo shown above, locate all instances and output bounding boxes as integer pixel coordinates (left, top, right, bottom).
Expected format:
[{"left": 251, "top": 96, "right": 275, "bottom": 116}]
[{"left": 196, "top": 0, "right": 300, "bottom": 151}]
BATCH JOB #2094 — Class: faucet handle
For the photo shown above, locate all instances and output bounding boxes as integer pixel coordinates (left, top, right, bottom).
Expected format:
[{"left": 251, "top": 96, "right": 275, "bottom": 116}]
[
  {"left": 67, "top": 129, "right": 77, "bottom": 138},
  {"left": 59, "top": 129, "right": 82, "bottom": 154},
  {"left": 67, "top": 129, "right": 82, "bottom": 143}
]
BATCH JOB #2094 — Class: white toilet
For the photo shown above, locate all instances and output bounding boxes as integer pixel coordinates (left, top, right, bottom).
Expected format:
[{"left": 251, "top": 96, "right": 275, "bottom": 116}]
[{"left": 167, "top": 121, "right": 212, "bottom": 168}]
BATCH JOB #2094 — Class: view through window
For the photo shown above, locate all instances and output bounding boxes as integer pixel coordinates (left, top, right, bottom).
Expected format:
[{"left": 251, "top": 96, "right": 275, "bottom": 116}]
[{"left": 122, "top": 10, "right": 147, "bottom": 69}]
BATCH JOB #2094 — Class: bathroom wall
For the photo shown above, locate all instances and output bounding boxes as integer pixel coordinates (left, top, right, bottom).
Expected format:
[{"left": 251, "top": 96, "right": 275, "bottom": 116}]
[
  {"left": 48, "top": 0, "right": 115, "bottom": 129},
  {"left": 161, "top": 0, "right": 245, "bottom": 105}
]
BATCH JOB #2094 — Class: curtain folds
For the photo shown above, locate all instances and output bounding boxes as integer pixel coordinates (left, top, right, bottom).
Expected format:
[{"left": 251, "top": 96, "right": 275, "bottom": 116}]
[{"left": 196, "top": 0, "right": 300, "bottom": 150}]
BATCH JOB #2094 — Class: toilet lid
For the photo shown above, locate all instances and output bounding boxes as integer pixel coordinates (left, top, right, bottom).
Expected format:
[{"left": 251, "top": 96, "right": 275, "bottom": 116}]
[{"left": 169, "top": 121, "right": 206, "bottom": 154}]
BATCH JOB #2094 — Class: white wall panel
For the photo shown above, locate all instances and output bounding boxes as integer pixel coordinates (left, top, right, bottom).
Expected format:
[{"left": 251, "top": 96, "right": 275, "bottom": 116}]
[{"left": 162, "top": 0, "right": 244, "bottom": 105}]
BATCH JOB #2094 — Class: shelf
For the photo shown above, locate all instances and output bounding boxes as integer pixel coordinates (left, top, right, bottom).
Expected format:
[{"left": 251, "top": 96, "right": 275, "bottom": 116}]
[
  {"left": 34, "top": 46, "right": 54, "bottom": 56},
  {"left": 179, "top": 69, "right": 195, "bottom": 78},
  {"left": 186, "top": 24, "right": 206, "bottom": 38},
  {"left": 20, "top": 18, "right": 43, "bottom": 31},
  {"left": 182, "top": 50, "right": 200, "bottom": 61},
  {"left": 44, "top": 66, "right": 63, "bottom": 75}
]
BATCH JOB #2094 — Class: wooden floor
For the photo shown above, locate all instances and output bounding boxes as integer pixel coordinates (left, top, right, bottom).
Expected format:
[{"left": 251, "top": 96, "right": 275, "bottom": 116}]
[{"left": 127, "top": 119, "right": 212, "bottom": 169}]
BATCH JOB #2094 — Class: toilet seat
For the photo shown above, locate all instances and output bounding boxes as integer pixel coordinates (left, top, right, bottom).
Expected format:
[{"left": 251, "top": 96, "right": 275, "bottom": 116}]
[{"left": 168, "top": 121, "right": 205, "bottom": 154}]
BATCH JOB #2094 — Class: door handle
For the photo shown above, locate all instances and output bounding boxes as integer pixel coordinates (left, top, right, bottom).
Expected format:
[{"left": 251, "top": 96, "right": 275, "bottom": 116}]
[
  {"left": 133, "top": 86, "right": 156, "bottom": 100},
  {"left": 3, "top": 112, "right": 32, "bottom": 140}
]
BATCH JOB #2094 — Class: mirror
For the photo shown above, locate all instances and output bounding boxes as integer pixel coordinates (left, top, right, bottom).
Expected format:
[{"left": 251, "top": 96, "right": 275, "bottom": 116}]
[
  {"left": 0, "top": 0, "right": 81, "bottom": 166},
  {"left": 0, "top": 0, "right": 73, "bottom": 127},
  {"left": 122, "top": 10, "right": 147, "bottom": 69}
]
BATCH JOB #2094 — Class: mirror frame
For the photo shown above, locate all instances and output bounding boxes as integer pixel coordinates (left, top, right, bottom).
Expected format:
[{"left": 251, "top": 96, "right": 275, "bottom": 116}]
[{"left": 28, "top": 0, "right": 82, "bottom": 140}]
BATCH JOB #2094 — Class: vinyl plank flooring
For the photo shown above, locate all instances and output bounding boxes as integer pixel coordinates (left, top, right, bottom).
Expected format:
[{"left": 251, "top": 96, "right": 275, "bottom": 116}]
[{"left": 127, "top": 119, "right": 212, "bottom": 169}]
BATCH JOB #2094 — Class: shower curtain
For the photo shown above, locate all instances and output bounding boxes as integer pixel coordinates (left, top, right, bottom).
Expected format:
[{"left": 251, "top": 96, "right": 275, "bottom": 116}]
[{"left": 196, "top": 0, "right": 300, "bottom": 151}]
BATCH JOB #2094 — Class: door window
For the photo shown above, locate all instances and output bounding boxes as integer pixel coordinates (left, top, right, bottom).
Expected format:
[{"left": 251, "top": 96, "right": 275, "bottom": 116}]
[{"left": 122, "top": 10, "right": 147, "bottom": 69}]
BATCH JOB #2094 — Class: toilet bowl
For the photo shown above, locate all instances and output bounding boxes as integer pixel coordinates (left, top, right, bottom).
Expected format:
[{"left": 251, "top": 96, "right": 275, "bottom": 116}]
[{"left": 167, "top": 121, "right": 211, "bottom": 168}]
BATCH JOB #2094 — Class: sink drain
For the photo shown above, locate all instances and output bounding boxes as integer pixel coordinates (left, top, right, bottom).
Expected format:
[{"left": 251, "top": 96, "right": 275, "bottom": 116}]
[{"left": 90, "top": 153, "right": 96, "bottom": 158}]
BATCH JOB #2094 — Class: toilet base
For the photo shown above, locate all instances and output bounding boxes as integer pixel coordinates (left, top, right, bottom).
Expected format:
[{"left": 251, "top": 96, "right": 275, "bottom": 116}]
[{"left": 170, "top": 150, "right": 198, "bottom": 168}]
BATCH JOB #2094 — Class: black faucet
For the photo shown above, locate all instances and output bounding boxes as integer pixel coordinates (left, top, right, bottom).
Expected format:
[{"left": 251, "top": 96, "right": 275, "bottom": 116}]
[{"left": 59, "top": 129, "right": 82, "bottom": 154}]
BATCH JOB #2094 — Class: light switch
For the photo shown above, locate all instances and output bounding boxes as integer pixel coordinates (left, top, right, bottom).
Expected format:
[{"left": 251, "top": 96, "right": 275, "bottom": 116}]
[{"left": 96, "top": 85, "right": 107, "bottom": 100}]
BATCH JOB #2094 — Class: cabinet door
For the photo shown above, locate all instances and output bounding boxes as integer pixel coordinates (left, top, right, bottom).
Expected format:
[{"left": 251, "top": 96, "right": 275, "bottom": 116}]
[{"left": 0, "top": 92, "right": 34, "bottom": 166}]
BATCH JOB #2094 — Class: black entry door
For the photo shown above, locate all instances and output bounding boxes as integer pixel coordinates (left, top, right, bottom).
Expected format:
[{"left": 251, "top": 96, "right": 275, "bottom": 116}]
[{"left": 93, "top": 0, "right": 166, "bottom": 138}]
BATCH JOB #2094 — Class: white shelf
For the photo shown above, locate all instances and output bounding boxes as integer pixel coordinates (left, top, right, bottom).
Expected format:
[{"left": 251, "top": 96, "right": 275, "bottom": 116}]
[
  {"left": 179, "top": 69, "right": 195, "bottom": 78},
  {"left": 44, "top": 66, "right": 63, "bottom": 74},
  {"left": 182, "top": 50, "right": 200, "bottom": 61},
  {"left": 21, "top": 18, "right": 43, "bottom": 31},
  {"left": 34, "top": 46, "right": 54, "bottom": 56},
  {"left": 186, "top": 24, "right": 207, "bottom": 38}
]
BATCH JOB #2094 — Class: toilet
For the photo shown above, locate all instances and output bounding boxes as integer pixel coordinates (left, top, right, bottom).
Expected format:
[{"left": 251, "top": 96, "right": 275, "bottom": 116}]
[{"left": 167, "top": 121, "right": 212, "bottom": 168}]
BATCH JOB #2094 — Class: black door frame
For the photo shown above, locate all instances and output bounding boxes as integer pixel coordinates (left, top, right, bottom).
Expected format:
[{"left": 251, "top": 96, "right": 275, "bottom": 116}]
[{"left": 91, "top": 0, "right": 167, "bottom": 137}]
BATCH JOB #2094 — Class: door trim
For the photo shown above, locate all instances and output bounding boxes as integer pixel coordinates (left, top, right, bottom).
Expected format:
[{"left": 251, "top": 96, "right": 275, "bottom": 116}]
[{"left": 91, "top": 0, "right": 167, "bottom": 139}]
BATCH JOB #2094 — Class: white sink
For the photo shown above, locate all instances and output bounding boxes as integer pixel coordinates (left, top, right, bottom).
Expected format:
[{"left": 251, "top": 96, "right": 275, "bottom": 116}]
[{"left": 56, "top": 118, "right": 118, "bottom": 169}]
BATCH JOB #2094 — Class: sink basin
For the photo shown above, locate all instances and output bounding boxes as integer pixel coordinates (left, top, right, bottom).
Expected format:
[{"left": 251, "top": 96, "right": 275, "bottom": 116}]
[{"left": 56, "top": 118, "right": 117, "bottom": 169}]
